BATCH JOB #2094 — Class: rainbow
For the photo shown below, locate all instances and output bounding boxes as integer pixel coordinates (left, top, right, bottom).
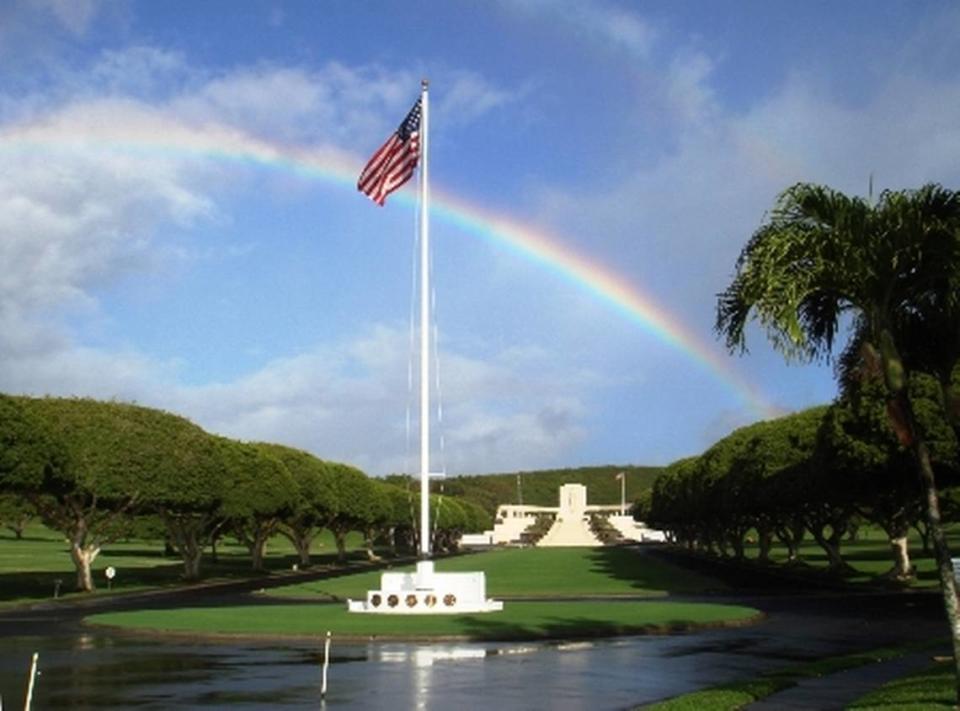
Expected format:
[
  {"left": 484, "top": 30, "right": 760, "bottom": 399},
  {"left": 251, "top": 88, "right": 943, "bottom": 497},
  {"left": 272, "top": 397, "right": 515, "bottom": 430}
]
[{"left": 2, "top": 110, "right": 777, "bottom": 417}]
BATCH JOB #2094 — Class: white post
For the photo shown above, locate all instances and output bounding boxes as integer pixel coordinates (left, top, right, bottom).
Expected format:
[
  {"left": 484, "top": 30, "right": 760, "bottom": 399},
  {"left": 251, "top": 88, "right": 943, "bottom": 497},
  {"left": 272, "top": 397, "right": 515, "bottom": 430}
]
[
  {"left": 24, "top": 652, "right": 38, "bottom": 711},
  {"left": 619, "top": 472, "right": 626, "bottom": 516},
  {"left": 419, "top": 79, "right": 431, "bottom": 559},
  {"left": 320, "top": 631, "right": 332, "bottom": 699}
]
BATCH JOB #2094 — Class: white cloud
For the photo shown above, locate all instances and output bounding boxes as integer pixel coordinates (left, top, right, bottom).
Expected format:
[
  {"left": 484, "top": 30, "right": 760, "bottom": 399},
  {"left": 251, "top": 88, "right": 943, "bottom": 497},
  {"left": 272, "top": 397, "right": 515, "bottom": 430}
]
[
  {"left": 2, "top": 320, "right": 592, "bottom": 475},
  {"left": 530, "top": 49, "right": 960, "bottom": 333},
  {"left": 34, "top": 0, "right": 101, "bottom": 36},
  {"left": 435, "top": 71, "right": 519, "bottom": 127},
  {"left": 502, "top": 0, "right": 657, "bottom": 59}
]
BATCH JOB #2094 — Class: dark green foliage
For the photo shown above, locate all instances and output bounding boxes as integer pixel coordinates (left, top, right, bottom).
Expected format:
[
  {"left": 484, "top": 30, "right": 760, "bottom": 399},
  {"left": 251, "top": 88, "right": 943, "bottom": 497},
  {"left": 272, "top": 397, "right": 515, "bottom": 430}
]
[
  {"left": 0, "top": 394, "right": 64, "bottom": 491},
  {"left": 438, "top": 465, "right": 663, "bottom": 516}
]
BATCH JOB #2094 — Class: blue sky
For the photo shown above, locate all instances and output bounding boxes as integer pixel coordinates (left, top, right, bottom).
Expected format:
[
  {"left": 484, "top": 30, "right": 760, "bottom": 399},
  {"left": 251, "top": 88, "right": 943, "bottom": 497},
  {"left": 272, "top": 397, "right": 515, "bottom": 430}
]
[{"left": 2, "top": 1, "right": 959, "bottom": 476}]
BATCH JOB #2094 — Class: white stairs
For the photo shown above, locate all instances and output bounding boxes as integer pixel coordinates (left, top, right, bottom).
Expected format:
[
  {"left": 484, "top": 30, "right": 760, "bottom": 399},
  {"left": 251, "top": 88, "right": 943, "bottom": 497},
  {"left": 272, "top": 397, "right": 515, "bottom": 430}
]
[{"left": 538, "top": 515, "right": 601, "bottom": 547}]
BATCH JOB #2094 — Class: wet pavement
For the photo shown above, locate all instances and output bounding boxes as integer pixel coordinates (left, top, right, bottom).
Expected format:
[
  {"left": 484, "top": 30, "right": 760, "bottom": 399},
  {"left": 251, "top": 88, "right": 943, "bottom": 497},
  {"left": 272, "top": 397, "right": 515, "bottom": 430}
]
[
  {"left": 746, "top": 651, "right": 946, "bottom": 711},
  {"left": 0, "top": 548, "right": 951, "bottom": 709}
]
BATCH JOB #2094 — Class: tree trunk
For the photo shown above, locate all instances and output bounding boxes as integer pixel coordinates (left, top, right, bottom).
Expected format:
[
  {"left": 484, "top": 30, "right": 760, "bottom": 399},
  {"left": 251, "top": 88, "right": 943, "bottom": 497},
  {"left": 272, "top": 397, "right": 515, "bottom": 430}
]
[
  {"left": 250, "top": 531, "right": 268, "bottom": 571},
  {"left": 364, "top": 529, "right": 381, "bottom": 562},
  {"left": 885, "top": 350, "right": 960, "bottom": 706},
  {"left": 906, "top": 412, "right": 960, "bottom": 705},
  {"left": 912, "top": 520, "right": 932, "bottom": 555},
  {"left": 69, "top": 540, "right": 100, "bottom": 592},
  {"left": 332, "top": 529, "right": 347, "bottom": 562},
  {"left": 887, "top": 535, "right": 913, "bottom": 580},
  {"left": 776, "top": 518, "right": 806, "bottom": 564},
  {"left": 182, "top": 547, "right": 203, "bottom": 580},
  {"left": 757, "top": 527, "right": 774, "bottom": 563},
  {"left": 808, "top": 523, "right": 854, "bottom": 575},
  {"left": 294, "top": 536, "right": 312, "bottom": 567},
  {"left": 163, "top": 515, "right": 206, "bottom": 581},
  {"left": 279, "top": 525, "right": 316, "bottom": 567}
]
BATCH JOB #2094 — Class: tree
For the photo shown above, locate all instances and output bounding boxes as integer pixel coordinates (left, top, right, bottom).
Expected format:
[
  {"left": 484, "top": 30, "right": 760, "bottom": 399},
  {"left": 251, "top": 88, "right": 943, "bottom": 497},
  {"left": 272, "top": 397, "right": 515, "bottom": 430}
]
[
  {"left": 716, "top": 182, "right": 960, "bottom": 697},
  {"left": 379, "top": 483, "right": 415, "bottom": 554},
  {"left": 120, "top": 410, "right": 227, "bottom": 582},
  {"left": 324, "top": 462, "right": 375, "bottom": 562},
  {"left": 15, "top": 397, "right": 214, "bottom": 591},
  {"left": 0, "top": 493, "right": 35, "bottom": 539},
  {"left": 821, "top": 374, "right": 958, "bottom": 580},
  {"left": 219, "top": 441, "right": 297, "bottom": 571},
  {"left": 259, "top": 444, "right": 338, "bottom": 567},
  {"left": 356, "top": 479, "right": 392, "bottom": 561}
]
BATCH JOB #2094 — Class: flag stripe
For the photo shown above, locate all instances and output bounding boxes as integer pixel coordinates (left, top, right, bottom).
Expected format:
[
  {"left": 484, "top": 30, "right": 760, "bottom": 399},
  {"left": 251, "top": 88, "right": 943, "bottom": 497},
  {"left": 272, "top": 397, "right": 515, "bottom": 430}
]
[{"left": 357, "top": 99, "right": 422, "bottom": 206}]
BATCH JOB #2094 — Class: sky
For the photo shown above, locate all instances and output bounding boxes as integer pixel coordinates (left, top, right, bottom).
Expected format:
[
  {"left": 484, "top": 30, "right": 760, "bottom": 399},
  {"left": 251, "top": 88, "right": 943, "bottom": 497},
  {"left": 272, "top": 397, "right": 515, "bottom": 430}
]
[{"left": 2, "top": 1, "right": 960, "bottom": 477}]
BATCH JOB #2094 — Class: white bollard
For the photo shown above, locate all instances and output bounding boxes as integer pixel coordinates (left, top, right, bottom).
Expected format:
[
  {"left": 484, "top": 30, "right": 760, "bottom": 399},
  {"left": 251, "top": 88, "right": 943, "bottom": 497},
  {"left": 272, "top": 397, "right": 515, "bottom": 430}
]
[
  {"left": 24, "top": 652, "right": 39, "bottom": 711},
  {"left": 321, "top": 631, "right": 332, "bottom": 699}
]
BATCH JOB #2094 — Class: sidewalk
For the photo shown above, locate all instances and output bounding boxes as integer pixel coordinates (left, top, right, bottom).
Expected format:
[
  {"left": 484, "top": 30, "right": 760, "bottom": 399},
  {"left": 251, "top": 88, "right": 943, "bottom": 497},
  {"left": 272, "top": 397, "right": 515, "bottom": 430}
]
[{"left": 746, "top": 651, "right": 944, "bottom": 710}]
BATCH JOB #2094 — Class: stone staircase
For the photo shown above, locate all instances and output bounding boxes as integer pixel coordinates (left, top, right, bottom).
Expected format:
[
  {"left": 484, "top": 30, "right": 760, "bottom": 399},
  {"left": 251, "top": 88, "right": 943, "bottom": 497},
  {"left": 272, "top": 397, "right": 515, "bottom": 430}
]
[{"left": 538, "top": 514, "right": 602, "bottom": 547}]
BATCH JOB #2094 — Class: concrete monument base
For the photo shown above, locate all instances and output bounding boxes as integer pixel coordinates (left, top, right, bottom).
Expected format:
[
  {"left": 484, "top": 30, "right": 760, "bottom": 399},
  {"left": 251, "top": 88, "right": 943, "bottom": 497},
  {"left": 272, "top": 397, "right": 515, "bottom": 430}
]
[{"left": 347, "top": 561, "right": 504, "bottom": 614}]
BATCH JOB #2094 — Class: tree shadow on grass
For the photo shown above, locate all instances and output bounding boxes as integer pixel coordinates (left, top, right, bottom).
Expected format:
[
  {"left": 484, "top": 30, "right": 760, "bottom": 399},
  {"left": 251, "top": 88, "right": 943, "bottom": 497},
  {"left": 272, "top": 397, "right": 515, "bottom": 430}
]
[
  {"left": 450, "top": 613, "right": 676, "bottom": 642},
  {"left": 581, "top": 545, "right": 728, "bottom": 595}
]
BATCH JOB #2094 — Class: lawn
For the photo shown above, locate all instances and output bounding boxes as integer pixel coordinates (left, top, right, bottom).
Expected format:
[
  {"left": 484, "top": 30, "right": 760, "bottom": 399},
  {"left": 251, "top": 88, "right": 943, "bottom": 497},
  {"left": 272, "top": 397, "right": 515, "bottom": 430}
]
[
  {"left": 848, "top": 661, "right": 955, "bottom": 709},
  {"left": 268, "top": 546, "right": 726, "bottom": 600},
  {"left": 85, "top": 547, "right": 757, "bottom": 641},
  {"left": 87, "top": 599, "right": 760, "bottom": 641},
  {"left": 0, "top": 522, "right": 368, "bottom": 606},
  {"left": 737, "top": 525, "right": 960, "bottom": 589}
]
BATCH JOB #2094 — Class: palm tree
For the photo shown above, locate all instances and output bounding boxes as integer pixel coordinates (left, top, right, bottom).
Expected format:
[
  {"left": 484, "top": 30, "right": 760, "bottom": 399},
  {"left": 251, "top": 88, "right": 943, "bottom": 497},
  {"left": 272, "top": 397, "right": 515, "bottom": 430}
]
[{"left": 716, "top": 182, "right": 960, "bottom": 699}]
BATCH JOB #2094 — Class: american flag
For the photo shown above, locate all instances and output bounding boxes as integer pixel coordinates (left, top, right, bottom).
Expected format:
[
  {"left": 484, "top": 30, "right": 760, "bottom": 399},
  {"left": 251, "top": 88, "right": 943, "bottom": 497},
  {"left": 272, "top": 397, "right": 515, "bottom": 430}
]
[{"left": 357, "top": 99, "right": 422, "bottom": 206}]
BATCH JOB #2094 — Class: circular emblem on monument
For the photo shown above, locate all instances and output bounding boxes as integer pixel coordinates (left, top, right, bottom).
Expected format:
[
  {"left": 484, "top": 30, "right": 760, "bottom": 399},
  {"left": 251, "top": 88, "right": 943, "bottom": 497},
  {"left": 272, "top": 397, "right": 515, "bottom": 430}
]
[
  {"left": 371, "top": 594, "right": 382, "bottom": 607},
  {"left": 424, "top": 594, "right": 437, "bottom": 607},
  {"left": 387, "top": 594, "right": 399, "bottom": 608},
  {"left": 406, "top": 594, "right": 418, "bottom": 607},
  {"left": 443, "top": 593, "right": 456, "bottom": 607}
]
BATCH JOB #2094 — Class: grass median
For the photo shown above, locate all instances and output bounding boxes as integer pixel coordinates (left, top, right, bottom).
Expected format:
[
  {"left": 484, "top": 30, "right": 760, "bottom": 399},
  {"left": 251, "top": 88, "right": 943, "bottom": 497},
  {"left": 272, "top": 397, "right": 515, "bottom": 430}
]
[
  {"left": 87, "top": 599, "right": 760, "bottom": 641},
  {"left": 84, "top": 547, "right": 759, "bottom": 641},
  {"left": 268, "top": 546, "right": 726, "bottom": 601}
]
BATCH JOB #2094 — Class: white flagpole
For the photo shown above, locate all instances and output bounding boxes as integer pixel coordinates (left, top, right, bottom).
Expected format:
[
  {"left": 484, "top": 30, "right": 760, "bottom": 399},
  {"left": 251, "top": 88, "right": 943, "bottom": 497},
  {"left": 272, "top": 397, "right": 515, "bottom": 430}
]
[
  {"left": 419, "top": 79, "right": 431, "bottom": 558},
  {"left": 619, "top": 472, "right": 626, "bottom": 515}
]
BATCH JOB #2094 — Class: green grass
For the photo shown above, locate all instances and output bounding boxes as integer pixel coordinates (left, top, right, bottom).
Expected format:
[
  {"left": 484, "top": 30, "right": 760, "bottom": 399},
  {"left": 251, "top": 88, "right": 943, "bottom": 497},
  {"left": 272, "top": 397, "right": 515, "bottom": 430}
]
[
  {"left": 642, "top": 640, "right": 947, "bottom": 710},
  {"left": 85, "top": 547, "right": 754, "bottom": 641},
  {"left": 87, "top": 599, "right": 760, "bottom": 641},
  {"left": 848, "top": 661, "right": 955, "bottom": 709},
  {"left": 269, "top": 546, "right": 726, "bottom": 600},
  {"left": 0, "top": 522, "right": 369, "bottom": 606},
  {"left": 741, "top": 526, "right": 960, "bottom": 588}
]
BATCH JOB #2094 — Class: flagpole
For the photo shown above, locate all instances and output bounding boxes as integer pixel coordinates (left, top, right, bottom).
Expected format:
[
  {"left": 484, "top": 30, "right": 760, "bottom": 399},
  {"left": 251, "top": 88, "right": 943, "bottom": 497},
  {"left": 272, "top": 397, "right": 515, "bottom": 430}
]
[
  {"left": 419, "top": 79, "right": 431, "bottom": 559},
  {"left": 619, "top": 472, "right": 626, "bottom": 516}
]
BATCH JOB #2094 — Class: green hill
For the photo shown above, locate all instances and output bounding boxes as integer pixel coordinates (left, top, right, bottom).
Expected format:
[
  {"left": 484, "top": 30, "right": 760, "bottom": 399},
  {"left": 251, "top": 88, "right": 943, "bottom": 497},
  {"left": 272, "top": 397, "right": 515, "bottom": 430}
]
[{"left": 417, "top": 465, "right": 663, "bottom": 516}]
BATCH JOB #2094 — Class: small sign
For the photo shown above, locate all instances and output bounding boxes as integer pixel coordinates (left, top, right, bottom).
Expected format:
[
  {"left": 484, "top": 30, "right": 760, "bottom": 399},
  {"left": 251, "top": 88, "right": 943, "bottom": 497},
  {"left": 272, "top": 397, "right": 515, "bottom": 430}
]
[{"left": 105, "top": 566, "right": 116, "bottom": 580}]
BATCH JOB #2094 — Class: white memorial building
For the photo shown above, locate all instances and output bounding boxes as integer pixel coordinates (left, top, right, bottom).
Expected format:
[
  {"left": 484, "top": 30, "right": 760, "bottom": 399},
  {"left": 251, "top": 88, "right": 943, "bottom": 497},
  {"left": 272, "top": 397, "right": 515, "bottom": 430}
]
[{"left": 462, "top": 483, "right": 666, "bottom": 547}]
